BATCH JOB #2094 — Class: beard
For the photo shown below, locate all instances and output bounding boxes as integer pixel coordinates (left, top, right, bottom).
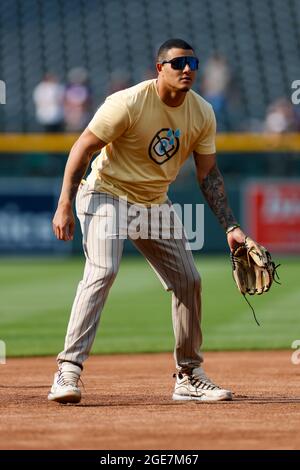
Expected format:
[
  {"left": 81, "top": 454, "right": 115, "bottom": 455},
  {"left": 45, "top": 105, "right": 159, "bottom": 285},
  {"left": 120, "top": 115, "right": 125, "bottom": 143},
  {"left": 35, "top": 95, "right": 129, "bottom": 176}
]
[{"left": 179, "top": 86, "right": 191, "bottom": 92}]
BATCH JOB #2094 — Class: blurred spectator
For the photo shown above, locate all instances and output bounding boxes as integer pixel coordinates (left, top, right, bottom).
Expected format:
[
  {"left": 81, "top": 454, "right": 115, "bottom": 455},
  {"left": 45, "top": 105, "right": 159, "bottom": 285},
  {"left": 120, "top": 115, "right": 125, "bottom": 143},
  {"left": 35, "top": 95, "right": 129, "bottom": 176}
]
[
  {"left": 64, "top": 67, "right": 92, "bottom": 132},
  {"left": 201, "top": 53, "right": 232, "bottom": 131},
  {"left": 264, "top": 98, "right": 299, "bottom": 133},
  {"left": 107, "top": 68, "right": 131, "bottom": 95},
  {"left": 263, "top": 98, "right": 300, "bottom": 176},
  {"left": 140, "top": 66, "right": 156, "bottom": 82},
  {"left": 32, "top": 73, "right": 65, "bottom": 132}
]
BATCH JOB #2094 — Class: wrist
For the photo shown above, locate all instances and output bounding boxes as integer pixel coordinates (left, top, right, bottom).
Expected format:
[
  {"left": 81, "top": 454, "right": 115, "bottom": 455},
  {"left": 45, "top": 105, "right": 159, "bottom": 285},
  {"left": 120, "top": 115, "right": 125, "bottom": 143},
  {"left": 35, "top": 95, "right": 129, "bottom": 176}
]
[
  {"left": 226, "top": 223, "right": 240, "bottom": 235},
  {"left": 58, "top": 199, "right": 72, "bottom": 208}
]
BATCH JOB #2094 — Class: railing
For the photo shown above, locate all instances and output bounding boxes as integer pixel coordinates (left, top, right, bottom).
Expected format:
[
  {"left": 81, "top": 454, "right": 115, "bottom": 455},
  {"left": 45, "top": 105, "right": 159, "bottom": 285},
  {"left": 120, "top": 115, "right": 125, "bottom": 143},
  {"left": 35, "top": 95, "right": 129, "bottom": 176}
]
[{"left": 0, "top": 133, "right": 300, "bottom": 153}]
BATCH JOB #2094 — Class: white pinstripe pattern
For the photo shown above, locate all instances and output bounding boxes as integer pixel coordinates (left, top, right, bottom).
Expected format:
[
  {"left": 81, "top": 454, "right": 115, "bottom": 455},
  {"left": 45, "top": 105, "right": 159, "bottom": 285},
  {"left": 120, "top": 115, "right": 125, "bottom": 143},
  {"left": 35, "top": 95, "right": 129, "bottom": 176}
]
[{"left": 57, "top": 184, "right": 203, "bottom": 372}]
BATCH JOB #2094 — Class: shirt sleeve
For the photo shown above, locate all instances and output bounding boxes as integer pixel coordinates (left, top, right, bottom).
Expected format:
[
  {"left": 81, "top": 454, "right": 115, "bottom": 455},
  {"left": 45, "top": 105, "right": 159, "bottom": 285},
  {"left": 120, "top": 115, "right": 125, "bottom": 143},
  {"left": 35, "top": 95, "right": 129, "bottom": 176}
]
[
  {"left": 193, "top": 105, "right": 216, "bottom": 154},
  {"left": 88, "top": 92, "right": 130, "bottom": 143}
]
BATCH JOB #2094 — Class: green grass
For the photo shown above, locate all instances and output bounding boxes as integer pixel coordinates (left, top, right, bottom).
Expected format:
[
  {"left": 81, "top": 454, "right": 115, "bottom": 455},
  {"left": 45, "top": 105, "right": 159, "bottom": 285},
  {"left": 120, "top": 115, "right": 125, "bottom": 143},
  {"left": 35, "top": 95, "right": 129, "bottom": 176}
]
[{"left": 0, "top": 255, "right": 298, "bottom": 356}]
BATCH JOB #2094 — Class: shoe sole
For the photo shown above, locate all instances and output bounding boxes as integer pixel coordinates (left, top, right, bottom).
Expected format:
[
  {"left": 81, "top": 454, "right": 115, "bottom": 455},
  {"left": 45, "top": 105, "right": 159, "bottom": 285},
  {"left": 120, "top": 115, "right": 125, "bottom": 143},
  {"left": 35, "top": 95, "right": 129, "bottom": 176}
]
[
  {"left": 172, "top": 392, "right": 232, "bottom": 402},
  {"left": 48, "top": 392, "right": 81, "bottom": 404}
]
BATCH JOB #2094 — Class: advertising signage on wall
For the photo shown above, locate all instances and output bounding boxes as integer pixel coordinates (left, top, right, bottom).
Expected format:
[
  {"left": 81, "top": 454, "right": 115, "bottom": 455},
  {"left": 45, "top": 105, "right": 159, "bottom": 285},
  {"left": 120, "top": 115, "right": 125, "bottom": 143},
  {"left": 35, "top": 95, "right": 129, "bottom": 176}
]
[
  {"left": 245, "top": 180, "right": 300, "bottom": 252},
  {"left": 0, "top": 179, "right": 71, "bottom": 254}
]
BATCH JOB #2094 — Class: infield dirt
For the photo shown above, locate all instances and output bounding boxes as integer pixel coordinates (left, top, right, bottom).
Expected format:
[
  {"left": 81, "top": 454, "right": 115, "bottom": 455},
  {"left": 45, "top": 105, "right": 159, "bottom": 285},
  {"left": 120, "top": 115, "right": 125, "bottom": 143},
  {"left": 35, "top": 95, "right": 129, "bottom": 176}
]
[{"left": 0, "top": 350, "right": 299, "bottom": 450}]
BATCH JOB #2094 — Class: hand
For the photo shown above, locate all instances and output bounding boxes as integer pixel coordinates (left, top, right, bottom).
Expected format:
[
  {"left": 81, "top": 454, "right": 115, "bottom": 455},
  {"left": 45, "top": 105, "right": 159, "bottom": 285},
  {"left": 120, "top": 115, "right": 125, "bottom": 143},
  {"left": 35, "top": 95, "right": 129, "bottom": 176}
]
[
  {"left": 52, "top": 202, "right": 75, "bottom": 241},
  {"left": 227, "top": 227, "right": 246, "bottom": 252}
]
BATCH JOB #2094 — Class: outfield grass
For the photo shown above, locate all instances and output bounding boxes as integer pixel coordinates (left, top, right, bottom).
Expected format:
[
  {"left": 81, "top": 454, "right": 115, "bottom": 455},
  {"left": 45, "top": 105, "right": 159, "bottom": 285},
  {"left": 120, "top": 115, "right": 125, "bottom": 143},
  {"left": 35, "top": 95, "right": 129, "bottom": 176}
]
[{"left": 0, "top": 254, "right": 298, "bottom": 356}]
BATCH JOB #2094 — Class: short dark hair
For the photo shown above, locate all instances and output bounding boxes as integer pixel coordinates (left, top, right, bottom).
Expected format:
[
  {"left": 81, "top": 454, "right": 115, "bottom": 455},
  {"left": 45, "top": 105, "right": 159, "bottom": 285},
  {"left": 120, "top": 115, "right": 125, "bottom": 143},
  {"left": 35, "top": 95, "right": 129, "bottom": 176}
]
[{"left": 157, "top": 38, "right": 195, "bottom": 63}]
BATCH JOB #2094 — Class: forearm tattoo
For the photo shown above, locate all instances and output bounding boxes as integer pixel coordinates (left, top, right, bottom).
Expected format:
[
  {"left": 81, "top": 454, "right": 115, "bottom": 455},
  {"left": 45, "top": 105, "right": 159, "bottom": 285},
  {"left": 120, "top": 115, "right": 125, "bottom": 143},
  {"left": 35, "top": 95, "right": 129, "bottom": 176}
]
[
  {"left": 200, "top": 164, "right": 237, "bottom": 230},
  {"left": 63, "top": 144, "right": 93, "bottom": 203},
  {"left": 68, "top": 165, "right": 87, "bottom": 201}
]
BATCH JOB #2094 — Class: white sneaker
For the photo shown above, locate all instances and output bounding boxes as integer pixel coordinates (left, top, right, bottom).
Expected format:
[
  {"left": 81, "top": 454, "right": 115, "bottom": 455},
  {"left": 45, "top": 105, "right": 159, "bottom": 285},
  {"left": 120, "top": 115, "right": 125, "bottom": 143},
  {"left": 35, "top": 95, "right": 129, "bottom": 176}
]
[
  {"left": 172, "top": 367, "right": 232, "bottom": 402},
  {"left": 48, "top": 363, "right": 82, "bottom": 404}
]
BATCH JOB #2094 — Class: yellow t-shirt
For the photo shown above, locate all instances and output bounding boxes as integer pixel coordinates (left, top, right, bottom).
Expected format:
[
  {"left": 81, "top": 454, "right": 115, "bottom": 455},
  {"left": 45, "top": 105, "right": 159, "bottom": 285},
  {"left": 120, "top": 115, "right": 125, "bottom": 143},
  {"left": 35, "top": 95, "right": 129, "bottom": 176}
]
[{"left": 87, "top": 79, "right": 216, "bottom": 205}]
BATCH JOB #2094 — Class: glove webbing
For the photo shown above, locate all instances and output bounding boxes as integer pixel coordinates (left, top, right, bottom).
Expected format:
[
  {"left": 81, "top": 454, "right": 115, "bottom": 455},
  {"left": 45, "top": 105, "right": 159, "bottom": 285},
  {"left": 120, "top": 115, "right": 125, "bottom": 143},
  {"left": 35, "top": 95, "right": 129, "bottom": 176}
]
[{"left": 231, "top": 251, "right": 281, "bottom": 326}]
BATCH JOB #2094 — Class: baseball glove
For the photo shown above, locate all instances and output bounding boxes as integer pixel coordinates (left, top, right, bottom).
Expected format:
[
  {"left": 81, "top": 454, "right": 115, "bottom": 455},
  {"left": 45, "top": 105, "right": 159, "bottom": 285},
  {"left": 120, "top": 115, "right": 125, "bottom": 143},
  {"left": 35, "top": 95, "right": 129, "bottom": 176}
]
[{"left": 230, "top": 236, "right": 280, "bottom": 325}]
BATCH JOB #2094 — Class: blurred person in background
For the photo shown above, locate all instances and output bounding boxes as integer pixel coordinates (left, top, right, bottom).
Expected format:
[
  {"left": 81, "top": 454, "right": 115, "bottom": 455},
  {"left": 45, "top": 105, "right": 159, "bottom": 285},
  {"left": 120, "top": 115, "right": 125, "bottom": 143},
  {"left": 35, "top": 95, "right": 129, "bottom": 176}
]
[
  {"left": 32, "top": 73, "right": 65, "bottom": 132},
  {"left": 264, "top": 97, "right": 299, "bottom": 133},
  {"left": 64, "top": 67, "right": 92, "bottom": 132},
  {"left": 107, "top": 67, "right": 132, "bottom": 95},
  {"left": 264, "top": 97, "right": 300, "bottom": 176},
  {"left": 201, "top": 53, "right": 232, "bottom": 131}
]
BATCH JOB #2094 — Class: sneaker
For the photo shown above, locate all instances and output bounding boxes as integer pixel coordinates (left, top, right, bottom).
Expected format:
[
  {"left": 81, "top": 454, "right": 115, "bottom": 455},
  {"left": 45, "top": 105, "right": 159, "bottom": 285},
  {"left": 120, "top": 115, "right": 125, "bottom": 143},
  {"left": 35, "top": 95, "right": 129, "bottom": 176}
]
[
  {"left": 172, "top": 367, "right": 232, "bottom": 402},
  {"left": 48, "top": 363, "right": 82, "bottom": 404}
]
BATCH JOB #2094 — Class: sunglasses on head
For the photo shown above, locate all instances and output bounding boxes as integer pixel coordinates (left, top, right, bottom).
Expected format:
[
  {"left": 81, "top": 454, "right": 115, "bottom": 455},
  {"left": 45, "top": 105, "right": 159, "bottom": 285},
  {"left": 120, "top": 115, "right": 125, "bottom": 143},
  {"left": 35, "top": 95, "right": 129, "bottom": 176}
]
[{"left": 161, "top": 56, "right": 199, "bottom": 71}]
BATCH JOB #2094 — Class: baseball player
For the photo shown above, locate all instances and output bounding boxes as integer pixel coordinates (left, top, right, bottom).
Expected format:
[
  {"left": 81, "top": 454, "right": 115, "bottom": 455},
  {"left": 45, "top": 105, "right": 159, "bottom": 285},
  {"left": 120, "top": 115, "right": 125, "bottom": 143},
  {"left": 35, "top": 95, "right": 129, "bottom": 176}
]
[{"left": 48, "top": 38, "right": 246, "bottom": 404}]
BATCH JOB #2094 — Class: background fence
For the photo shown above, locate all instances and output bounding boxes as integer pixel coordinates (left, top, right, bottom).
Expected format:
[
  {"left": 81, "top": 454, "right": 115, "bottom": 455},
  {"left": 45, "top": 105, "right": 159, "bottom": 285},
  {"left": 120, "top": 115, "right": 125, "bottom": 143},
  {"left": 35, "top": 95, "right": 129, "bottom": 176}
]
[{"left": 1, "top": 133, "right": 300, "bottom": 254}]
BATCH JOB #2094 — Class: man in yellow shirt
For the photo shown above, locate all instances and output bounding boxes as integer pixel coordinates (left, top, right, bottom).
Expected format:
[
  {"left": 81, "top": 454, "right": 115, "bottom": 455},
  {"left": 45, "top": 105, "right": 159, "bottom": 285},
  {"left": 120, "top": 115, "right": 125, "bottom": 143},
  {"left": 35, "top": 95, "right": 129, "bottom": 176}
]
[{"left": 48, "top": 38, "right": 246, "bottom": 404}]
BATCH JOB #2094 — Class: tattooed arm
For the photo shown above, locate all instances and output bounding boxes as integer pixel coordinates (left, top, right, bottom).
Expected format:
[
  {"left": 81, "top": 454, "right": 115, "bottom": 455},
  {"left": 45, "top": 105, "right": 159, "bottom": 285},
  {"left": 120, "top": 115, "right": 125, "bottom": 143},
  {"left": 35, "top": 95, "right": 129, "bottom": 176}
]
[
  {"left": 193, "top": 152, "right": 246, "bottom": 249},
  {"left": 53, "top": 128, "right": 106, "bottom": 241}
]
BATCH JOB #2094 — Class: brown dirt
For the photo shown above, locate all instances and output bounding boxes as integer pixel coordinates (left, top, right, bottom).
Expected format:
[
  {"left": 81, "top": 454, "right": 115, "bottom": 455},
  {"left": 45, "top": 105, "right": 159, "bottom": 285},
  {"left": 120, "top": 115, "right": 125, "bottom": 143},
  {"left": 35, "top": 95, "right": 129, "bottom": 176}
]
[{"left": 0, "top": 350, "right": 300, "bottom": 450}]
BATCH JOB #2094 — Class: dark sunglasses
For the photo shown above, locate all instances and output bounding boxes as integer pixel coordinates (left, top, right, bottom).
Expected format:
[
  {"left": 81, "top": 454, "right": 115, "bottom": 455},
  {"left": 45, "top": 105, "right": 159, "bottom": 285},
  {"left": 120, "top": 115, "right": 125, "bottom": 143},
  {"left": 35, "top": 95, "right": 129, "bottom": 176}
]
[{"left": 161, "top": 56, "right": 199, "bottom": 71}]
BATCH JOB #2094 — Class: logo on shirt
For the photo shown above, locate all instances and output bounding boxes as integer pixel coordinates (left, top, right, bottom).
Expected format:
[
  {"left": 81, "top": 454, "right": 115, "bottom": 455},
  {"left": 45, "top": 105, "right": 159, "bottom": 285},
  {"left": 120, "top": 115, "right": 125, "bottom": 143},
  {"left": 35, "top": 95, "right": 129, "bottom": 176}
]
[{"left": 148, "top": 128, "right": 181, "bottom": 165}]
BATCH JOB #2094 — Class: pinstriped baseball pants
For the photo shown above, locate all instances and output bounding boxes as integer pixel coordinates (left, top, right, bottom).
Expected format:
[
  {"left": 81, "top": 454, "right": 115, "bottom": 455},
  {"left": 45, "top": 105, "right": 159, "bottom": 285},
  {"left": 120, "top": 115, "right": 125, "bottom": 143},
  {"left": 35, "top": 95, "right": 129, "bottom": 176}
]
[{"left": 57, "top": 183, "right": 203, "bottom": 372}]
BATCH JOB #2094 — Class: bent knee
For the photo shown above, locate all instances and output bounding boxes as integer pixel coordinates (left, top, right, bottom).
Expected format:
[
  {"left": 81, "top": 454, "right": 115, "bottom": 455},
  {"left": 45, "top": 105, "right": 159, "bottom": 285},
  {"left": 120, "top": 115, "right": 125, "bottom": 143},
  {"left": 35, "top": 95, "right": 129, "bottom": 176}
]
[
  {"left": 84, "top": 263, "right": 119, "bottom": 286},
  {"left": 176, "top": 270, "right": 201, "bottom": 293},
  {"left": 100, "top": 265, "right": 119, "bottom": 283},
  {"left": 188, "top": 271, "right": 201, "bottom": 291}
]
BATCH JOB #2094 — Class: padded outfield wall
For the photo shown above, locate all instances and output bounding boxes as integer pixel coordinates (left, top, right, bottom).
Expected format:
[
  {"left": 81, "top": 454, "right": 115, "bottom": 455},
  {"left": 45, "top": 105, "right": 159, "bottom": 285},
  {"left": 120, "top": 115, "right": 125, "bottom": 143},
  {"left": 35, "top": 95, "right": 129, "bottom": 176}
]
[{"left": 0, "top": 133, "right": 300, "bottom": 255}]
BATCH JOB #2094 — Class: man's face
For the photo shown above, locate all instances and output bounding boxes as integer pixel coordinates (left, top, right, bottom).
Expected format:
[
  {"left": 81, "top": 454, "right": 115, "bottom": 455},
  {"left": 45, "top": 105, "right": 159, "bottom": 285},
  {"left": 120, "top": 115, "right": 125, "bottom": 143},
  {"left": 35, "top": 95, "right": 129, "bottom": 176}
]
[{"left": 157, "top": 48, "right": 198, "bottom": 92}]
